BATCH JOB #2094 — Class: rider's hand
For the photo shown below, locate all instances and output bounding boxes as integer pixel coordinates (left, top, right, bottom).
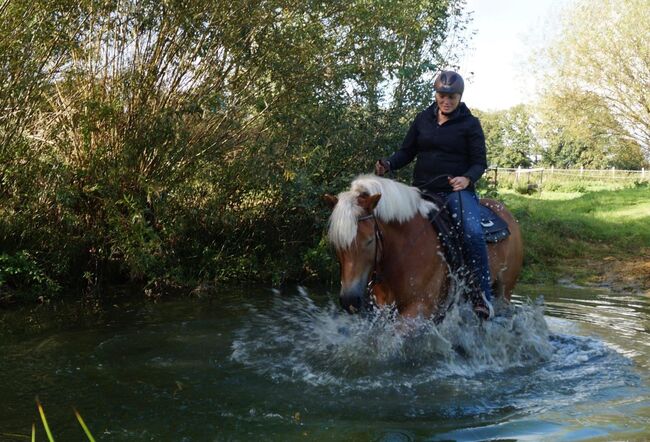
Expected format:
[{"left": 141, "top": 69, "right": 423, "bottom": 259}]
[
  {"left": 375, "top": 159, "right": 390, "bottom": 176},
  {"left": 449, "top": 176, "right": 470, "bottom": 191}
]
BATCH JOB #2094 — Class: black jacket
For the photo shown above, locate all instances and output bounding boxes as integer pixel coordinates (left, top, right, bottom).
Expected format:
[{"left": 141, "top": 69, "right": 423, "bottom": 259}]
[{"left": 386, "top": 102, "right": 487, "bottom": 193}]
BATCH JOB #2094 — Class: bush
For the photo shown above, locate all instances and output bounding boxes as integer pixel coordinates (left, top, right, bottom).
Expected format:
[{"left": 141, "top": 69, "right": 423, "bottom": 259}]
[
  {"left": 0, "top": 0, "right": 467, "bottom": 302},
  {"left": 0, "top": 252, "right": 61, "bottom": 303}
]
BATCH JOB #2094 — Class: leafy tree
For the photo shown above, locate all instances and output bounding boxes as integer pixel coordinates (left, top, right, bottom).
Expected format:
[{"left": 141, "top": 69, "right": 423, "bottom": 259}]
[
  {"left": 535, "top": 87, "right": 647, "bottom": 168},
  {"left": 536, "top": 0, "right": 650, "bottom": 163},
  {"left": 0, "top": 0, "right": 468, "bottom": 300},
  {"left": 475, "top": 105, "right": 538, "bottom": 167}
]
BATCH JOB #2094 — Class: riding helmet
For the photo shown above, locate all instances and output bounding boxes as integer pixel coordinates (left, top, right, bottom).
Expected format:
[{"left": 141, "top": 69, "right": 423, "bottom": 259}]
[{"left": 434, "top": 70, "right": 464, "bottom": 95}]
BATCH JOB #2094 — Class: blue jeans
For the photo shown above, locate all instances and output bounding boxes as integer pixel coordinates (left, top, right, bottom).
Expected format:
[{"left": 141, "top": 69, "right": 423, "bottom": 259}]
[{"left": 438, "top": 190, "right": 493, "bottom": 301}]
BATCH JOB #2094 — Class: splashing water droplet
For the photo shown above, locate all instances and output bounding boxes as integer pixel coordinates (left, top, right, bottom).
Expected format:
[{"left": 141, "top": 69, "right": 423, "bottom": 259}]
[{"left": 231, "top": 287, "right": 554, "bottom": 390}]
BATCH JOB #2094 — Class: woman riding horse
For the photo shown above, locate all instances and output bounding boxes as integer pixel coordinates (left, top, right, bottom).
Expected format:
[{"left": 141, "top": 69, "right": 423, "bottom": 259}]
[
  {"left": 325, "top": 176, "right": 522, "bottom": 321},
  {"left": 375, "top": 70, "right": 494, "bottom": 319}
]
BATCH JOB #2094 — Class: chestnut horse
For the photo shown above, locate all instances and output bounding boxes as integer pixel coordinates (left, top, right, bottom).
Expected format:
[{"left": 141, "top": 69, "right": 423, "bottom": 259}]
[{"left": 325, "top": 175, "right": 523, "bottom": 319}]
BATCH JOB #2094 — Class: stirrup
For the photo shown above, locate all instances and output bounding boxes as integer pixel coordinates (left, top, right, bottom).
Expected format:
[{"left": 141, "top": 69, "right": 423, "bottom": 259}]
[{"left": 474, "top": 293, "right": 494, "bottom": 320}]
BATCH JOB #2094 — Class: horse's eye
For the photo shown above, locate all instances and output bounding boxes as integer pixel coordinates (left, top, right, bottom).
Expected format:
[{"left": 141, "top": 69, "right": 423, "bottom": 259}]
[{"left": 365, "top": 237, "right": 375, "bottom": 247}]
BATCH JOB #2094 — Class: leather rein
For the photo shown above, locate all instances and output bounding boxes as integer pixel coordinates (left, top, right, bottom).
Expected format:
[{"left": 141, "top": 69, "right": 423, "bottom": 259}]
[
  {"left": 357, "top": 212, "right": 384, "bottom": 303},
  {"left": 356, "top": 189, "right": 449, "bottom": 308}
]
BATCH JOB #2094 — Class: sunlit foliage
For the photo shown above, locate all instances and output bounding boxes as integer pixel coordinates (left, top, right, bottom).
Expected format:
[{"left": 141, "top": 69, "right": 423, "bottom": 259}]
[{"left": 0, "top": 0, "right": 467, "bottom": 301}]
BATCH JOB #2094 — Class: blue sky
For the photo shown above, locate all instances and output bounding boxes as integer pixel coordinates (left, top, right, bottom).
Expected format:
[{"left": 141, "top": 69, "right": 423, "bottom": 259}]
[{"left": 458, "top": 0, "right": 574, "bottom": 111}]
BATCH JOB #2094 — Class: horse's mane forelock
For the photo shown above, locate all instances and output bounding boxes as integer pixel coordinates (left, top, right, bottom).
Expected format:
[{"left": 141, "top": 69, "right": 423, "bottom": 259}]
[{"left": 327, "top": 174, "right": 437, "bottom": 249}]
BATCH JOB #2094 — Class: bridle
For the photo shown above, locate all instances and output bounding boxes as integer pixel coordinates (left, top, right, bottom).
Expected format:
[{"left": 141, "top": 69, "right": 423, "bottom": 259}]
[
  {"left": 357, "top": 212, "right": 384, "bottom": 305},
  {"left": 351, "top": 175, "right": 461, "bottom": 308}
]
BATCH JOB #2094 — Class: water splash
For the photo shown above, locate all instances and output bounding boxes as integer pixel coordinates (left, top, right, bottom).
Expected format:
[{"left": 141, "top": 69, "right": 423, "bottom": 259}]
[{"left": 231, "top": 287, "right": 554, "bottom": 389}]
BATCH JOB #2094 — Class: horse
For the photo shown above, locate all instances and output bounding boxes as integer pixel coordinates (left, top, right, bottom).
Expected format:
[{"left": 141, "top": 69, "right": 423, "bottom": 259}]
[{"left": 324, "top": 175, "right": 523, "bottom": 319}]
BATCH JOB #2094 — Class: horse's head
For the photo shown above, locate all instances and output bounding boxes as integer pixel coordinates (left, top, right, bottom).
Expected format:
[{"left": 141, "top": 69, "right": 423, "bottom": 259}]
[
  {"left": 325, "top": 175, "right": 438, "bottom": 314},
  {"left": 324, "top": 191, "right": 382, "bottom": 314}
]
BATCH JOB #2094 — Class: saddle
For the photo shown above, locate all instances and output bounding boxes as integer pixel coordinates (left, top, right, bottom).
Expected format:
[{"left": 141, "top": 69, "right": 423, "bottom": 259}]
[
  {"left": 479, "top": 204, "right": 511, "bottom": 243},
  {"left": 422, "top": 193, "right": 511, "bottom": 273}
]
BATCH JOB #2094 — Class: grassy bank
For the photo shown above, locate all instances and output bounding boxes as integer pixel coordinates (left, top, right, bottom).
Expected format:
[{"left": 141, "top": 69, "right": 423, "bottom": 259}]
[{"left": 499, "top": 182, "right": 650, "bottom": 290}]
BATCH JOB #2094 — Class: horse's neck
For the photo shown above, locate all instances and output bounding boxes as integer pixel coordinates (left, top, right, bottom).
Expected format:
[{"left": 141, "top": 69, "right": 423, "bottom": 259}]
[{"left": 377, "top": 215, "right": 447, "bottom": 306}]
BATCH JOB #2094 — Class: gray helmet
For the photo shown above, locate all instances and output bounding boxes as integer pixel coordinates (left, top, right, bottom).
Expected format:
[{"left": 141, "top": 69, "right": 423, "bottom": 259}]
[{"left": 434, "top": 70, "right": 464, "bottom": 95}]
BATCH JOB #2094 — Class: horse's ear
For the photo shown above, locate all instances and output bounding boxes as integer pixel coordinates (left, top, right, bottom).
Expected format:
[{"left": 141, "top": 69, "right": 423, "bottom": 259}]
[
  {"left": 368, "top": 193, "right": 381, "bottom": 210},
  {"left": 368, "top": 193, "right": 382, "bottom": 210},
  {"left": 323, "top": 194, "right": 338, "bottom": 208}
]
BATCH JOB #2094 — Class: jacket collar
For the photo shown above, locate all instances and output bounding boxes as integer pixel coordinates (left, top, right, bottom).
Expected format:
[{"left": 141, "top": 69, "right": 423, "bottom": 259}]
[{"left": 428, "top": 102, "right": 471, "bottom": 122}]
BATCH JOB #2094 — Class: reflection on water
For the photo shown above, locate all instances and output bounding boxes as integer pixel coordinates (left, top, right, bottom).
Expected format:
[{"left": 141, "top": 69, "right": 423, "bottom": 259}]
[{"left": 0, "top": 283, "right": 649, "bottom": 441}]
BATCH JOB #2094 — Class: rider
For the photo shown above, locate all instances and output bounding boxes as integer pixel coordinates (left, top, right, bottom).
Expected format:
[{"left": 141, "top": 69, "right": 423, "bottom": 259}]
[{"left": 374, "top": 70, "right": 494, "bottom": 319}]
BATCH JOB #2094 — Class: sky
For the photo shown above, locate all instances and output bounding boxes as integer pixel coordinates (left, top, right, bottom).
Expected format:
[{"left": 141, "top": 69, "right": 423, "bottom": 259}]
[{"left": 458, "top": 0, "right": 574, "bottom": 111}]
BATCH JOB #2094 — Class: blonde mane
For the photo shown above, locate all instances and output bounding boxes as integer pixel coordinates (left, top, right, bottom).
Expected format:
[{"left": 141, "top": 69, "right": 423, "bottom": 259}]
[{"left": 327, "top": 175, "right": 437, "bottom": 249}]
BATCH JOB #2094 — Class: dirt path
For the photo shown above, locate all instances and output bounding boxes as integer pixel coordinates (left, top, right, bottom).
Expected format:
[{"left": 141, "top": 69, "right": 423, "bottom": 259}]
[{"left": 567, "top": 249, "right": 650, "bottom": 295}]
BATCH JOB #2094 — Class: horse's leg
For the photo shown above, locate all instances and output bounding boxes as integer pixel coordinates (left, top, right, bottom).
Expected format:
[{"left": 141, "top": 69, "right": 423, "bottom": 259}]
[
  {"left": 492, "top": 276, "right": 505, "bottom": 299},
  {"left": 400, "top": 302, "right": 431, "bottom": 319}
]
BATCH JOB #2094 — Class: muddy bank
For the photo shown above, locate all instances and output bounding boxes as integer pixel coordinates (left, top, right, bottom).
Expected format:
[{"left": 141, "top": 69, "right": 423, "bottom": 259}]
[{"left": 563, "top": 249, "right": 650, "bottom": 295}]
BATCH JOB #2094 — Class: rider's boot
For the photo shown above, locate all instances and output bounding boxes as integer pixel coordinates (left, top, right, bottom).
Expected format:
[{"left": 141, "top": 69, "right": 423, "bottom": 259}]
[{"left": 473, "top": 291, "right": 494, "bottom": 320}]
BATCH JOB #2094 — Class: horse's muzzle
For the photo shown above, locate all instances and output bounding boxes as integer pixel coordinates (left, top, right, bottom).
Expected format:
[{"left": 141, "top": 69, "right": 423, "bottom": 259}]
[{"left": 339, "top": 280, "right": 369, "bottom": 314}]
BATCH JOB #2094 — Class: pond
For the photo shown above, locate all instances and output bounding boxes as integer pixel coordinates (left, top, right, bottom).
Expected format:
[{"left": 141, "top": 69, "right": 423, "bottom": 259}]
[{"left": 1, "top": 282, "right": 649, "bottom": 441}]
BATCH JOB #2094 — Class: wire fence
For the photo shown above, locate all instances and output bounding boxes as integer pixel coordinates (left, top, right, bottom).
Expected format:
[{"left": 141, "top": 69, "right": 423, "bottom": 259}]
[{"left": 486, "top": 167, "right": 649, "bottom": 192}]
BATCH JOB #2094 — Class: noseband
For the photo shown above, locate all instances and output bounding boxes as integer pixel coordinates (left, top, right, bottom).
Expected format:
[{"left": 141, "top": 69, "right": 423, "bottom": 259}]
[{"left": 358, "top": 213, "right": 384, "bottom": 304}]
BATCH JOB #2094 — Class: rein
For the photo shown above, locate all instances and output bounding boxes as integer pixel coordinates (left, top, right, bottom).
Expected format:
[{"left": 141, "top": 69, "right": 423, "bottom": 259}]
[
  {"left": 356, "top": 174, "right": 465, "bottom": 309},
  {"left": 357, "top": 213, "right": 383, "bottom": 304}
]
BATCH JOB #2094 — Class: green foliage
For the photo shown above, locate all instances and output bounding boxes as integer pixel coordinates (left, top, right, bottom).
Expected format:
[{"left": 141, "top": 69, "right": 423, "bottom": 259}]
[
  {"left": 475, "top": 105, "right": 539, "bottom": 168},
  {"left": 534, "top": 89, "right": 646, "bottom": 169},
  {"left": 0, "top": 0, "right": 467, "bottom": 301},
  {"left": 475, "top": 98, "right": 648, "bottom": 170},
  {"left": 534, "top": 0, "right": 650, "bottom": 163},
  {"left": 0, "top": 252, "right": 61, "bottom": 303}
]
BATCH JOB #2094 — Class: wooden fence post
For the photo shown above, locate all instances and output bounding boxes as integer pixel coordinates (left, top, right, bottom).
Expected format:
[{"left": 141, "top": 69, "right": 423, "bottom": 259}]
[{"left": 515, "top": 166, "right": 521, "bottom": 185}]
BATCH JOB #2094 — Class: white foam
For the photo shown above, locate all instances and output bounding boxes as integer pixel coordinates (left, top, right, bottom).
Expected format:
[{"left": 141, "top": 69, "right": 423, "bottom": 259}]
[{"left": 230, "top": 286, "right": 555, "bottom": 389}]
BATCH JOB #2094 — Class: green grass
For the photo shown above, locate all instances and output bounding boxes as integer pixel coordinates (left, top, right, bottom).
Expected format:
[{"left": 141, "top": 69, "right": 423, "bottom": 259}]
[
  {"left": 30, "top": 399, "right": 96, "bottom": 442},
  {"left": 498, "top": 183, "right": 650, "bottom": 284}
]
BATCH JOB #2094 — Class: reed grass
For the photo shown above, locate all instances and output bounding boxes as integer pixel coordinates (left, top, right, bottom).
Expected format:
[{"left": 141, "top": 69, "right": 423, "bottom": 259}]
[
  {"left": 35, "top": 399, "right": 54, "bottom": 442},
  {"left": 32, "top": 399, "right": 96, "bottom": 442},
  {"left": 73, "top": 408, "right": 96, "bottom": 442}
]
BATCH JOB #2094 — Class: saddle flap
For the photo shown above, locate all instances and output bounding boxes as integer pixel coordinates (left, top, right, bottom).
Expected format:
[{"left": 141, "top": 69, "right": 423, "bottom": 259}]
[{"left": 479, "top": 204, "right": 510, "bottom": 243}]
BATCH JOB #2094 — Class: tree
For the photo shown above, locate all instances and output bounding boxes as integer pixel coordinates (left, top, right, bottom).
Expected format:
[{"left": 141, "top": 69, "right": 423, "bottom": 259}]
[
  {"left": 536, "top": 0, "right": 650, "bottom": 163},
  {"left": 0, "top": 0, "right": 469, "bottom": 297},
  {"left": 535, "top": 87, "right": 647, "bottom": 168},
  {"left": 475, "top": 105, "right": 538, "bottom": 167}
]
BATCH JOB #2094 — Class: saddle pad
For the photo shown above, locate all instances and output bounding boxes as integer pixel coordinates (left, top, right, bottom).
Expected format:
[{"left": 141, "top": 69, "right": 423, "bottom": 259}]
[{"left": 480, "top": 204, "right": 510, "bottom": 243}]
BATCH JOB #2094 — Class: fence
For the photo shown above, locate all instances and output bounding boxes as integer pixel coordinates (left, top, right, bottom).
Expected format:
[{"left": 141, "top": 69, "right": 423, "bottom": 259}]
[{"left": 487, "top": 167, "right": 649, "bottom": 191}]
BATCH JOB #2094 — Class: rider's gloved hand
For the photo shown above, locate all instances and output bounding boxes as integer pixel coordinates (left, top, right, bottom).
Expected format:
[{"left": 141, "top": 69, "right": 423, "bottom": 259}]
[{"left": 374, "top": 159, "right": 390, "bottom": 176}]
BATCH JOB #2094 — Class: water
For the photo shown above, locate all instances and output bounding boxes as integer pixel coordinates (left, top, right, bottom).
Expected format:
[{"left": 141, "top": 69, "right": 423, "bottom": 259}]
[{"left": 1, "top": 283, "right": 649, "bottom": 441}]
